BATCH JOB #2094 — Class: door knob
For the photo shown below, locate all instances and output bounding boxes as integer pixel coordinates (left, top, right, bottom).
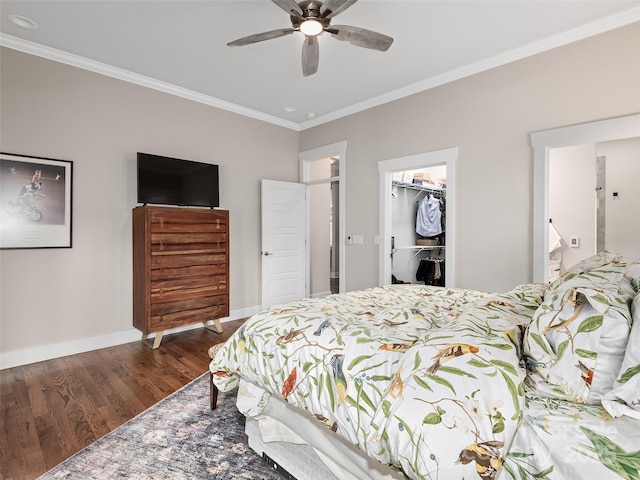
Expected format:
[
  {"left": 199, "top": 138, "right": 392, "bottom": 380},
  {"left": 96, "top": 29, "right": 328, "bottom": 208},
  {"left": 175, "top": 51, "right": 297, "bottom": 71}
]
[{"left": 263, "top": 251, "right": 272, "bottom": 256}]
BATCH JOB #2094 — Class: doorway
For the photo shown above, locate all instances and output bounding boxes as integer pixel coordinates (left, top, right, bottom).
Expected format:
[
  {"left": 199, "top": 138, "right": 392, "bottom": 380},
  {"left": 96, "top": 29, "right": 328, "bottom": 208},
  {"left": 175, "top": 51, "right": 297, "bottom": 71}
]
[
  {"left": 531, "top": 113, "right": 640, "bottom": 282},
  {"left": 547, "top": 138, "right": 640, "bottom": 279},
  {"left": 307, "top": 170, "right": 338, "bottom": 297},
  {"left": 378, "top": 148, "right": 457, "bottom": 287},
  {"left": 300, "top": 141, "right": 346, "bottom": 297}
]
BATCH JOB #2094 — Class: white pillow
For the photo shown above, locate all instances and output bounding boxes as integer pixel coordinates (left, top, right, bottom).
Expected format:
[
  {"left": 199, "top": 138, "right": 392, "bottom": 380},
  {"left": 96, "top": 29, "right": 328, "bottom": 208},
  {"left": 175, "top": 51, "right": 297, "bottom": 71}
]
[
  {"left": 524, "top": 259, "right": 632, "bottom": 404},
  {"left": 549, "top": 251, "right": 622, "bottom": 290},
  {"left": 602, "top": 260, "right": 640, "bottom": 418},
  {"left": 624, "top": 258, "right": 640, "bottom": 294}
]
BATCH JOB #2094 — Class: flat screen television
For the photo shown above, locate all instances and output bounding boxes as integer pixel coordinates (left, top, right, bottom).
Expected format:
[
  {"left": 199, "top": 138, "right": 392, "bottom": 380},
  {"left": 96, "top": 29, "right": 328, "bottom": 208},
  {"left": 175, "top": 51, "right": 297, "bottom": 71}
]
[{"left": 137, "top": 153, "right": 219, "bottom": 207}]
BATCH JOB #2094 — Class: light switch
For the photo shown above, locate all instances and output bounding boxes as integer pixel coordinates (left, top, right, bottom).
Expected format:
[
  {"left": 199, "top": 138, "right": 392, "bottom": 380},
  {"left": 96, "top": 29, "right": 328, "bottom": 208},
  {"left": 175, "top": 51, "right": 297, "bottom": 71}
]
[{"left": 353, "top": 234, "right": 364, "bottom": 244}]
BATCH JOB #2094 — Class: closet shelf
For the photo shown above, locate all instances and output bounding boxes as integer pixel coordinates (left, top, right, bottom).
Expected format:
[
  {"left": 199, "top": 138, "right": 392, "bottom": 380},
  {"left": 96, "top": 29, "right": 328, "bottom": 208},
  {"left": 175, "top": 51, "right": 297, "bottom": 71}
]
[
  {"left": 391, "top": 246, "right": 446, "bottom": 262},
  {"left": 392, "top": 180, "right": 445, "bottom": 194}
]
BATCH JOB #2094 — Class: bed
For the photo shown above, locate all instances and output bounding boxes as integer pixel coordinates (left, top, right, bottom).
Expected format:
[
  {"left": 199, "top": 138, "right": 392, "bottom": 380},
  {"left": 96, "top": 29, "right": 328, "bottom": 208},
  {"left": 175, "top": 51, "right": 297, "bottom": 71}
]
[{"left": 210, "top": 252, "right": 640, "bottom": 480}]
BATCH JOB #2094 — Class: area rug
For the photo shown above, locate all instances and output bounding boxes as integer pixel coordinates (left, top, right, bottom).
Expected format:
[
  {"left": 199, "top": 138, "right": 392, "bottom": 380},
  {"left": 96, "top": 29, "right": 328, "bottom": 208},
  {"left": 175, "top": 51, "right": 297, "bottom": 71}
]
[{"left": 38, "top": 374, "right": 281, "bottom": 479}]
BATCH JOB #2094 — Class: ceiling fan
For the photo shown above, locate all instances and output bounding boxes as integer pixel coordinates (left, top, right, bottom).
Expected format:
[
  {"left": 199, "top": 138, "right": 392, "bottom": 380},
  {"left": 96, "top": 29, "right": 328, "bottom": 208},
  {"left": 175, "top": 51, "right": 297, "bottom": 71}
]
[{"left": 227, "top": 0, "right": 393, "bottom": 77}]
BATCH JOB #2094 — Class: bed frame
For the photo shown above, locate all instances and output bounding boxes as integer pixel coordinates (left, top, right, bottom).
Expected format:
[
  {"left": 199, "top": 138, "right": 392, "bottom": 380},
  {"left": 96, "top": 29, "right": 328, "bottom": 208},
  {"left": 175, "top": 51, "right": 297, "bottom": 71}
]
[{"left": 210, "top": 380, "right": 403, "bottom": 480}]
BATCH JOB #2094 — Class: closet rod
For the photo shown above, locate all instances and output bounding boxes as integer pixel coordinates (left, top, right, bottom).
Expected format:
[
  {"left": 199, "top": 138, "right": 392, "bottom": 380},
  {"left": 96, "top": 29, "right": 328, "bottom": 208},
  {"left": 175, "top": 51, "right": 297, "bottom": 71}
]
[{"left": 392, "top": 180, "right": 445, "bottom": 195}]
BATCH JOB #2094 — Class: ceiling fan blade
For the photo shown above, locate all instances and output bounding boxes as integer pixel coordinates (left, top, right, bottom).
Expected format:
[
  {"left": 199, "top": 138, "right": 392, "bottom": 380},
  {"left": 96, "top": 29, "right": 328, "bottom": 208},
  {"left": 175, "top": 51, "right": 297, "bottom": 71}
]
[
  {"left": 321, "top": 0, "right": 357, "bottom": 19},
  {"left": 272, "top": 0, "right": 303, "bottom": 17},
  {"left": 330, "top": 25, "right": 393, "bottom": 51},
  {"left": 227, "top": 28, "right": 295, "bottom": 47},
  {"left": 301, "top": 36, "right": 319, "bottom": 77}
]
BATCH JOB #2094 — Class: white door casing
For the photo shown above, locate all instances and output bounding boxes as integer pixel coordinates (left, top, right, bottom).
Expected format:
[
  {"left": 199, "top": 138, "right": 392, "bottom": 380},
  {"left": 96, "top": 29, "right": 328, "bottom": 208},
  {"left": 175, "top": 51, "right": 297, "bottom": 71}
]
[{"left": 261, "top": 179, "right": 307, "bottom": 308}]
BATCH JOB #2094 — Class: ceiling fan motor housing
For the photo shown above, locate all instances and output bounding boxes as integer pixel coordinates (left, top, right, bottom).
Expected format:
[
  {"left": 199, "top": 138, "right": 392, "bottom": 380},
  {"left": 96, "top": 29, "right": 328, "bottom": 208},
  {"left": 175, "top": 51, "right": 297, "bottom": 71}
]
[{"left": 291, "top": 1, "right": 330, "bottom": 31}]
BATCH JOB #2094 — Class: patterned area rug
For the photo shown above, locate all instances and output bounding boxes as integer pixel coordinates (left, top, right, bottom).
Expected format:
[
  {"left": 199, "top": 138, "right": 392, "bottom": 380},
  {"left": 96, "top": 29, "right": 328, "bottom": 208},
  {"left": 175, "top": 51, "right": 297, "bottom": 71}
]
[{"left": 38, "top": 374, "right": 281, "bottom": 479}]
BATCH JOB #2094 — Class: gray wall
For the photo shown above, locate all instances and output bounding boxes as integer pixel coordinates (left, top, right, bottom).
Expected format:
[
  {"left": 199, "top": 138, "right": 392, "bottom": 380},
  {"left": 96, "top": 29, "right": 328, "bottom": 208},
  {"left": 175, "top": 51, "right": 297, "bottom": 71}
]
[
  {"left": 0, "top": 48, "right": 299, "bottom": 364},
  {"left": 1, "top": 22, "right": 639, "bottom": 366},
  {"left": 598, "top": 138, "right": 640, "bottom": 263},
  {"left": 300, "top": 23, "right": 640, "bottom": 292}
]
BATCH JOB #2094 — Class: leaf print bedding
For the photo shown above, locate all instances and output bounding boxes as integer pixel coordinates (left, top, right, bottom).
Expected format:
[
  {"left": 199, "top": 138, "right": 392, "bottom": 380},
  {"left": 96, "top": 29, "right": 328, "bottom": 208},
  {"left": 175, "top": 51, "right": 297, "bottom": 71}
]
[
  {"left": 504, "top": 394, "right": 640, "bottom": 480},
  {"left": 211, "top": 284, "right": 547, "bottom": 480}
]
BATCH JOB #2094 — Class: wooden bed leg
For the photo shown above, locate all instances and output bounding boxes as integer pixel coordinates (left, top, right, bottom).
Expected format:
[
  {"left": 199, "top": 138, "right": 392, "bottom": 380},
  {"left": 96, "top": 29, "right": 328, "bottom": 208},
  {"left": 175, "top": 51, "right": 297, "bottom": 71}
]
[{"left": 210, "top": 372, "right": 219, "bottom": 410}]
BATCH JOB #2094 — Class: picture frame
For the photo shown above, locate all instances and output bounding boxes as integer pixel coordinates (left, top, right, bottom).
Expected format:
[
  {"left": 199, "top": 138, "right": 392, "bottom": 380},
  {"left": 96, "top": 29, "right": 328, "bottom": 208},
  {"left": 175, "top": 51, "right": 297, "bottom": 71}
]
[{"left": 0, "top": 153, "right": 73, "bottom": 249}]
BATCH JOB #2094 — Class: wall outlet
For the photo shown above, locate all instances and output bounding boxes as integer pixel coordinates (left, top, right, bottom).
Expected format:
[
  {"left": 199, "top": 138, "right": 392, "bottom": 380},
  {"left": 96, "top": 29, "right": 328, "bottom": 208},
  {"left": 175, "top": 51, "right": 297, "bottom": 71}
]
[{"left": 570, "top": 236, "right": 580, "bottom": 248}]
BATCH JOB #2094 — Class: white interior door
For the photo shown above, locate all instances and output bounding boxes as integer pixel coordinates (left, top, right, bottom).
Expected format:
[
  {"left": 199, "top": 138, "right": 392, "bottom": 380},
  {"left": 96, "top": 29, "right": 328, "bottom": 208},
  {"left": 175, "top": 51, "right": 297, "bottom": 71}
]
[{"left": 261, "top": 179, "right": 306, "bottom": 308}]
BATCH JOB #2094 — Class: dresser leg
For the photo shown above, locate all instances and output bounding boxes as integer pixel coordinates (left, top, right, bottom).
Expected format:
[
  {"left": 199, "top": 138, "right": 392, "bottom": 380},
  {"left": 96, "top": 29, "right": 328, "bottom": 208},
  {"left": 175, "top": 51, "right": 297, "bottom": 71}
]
[
  {"left": 141, "top": 331, "right": 164, "bottom": 349},
  {"left": 152, "top": 331, "right": 164, "bottom": 349},
  {"left": 203, "top": 319, "right": 223, "bottom": 333}
]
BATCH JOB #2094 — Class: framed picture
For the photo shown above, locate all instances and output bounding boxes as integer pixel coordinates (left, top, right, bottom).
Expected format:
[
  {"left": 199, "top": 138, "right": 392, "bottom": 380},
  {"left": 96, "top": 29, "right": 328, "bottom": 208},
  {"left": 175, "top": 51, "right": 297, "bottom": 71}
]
[{"left": 0, "top": 153, "right": 73, "bottom": 249}]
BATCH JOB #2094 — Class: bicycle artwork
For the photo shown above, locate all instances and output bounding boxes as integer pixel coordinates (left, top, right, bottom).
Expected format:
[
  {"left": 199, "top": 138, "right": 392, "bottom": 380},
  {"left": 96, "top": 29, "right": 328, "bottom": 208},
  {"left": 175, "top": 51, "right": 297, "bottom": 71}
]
[
  {"left": 1, "top": 153, "right": 73, "bottom": 249},
  {"left": 5, "top": 169, "right": 47, "bottom": 222}
]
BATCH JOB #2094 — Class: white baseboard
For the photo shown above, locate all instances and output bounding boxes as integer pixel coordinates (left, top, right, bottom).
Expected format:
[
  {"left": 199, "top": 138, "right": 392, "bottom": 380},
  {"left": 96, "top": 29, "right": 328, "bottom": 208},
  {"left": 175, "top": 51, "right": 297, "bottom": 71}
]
[
  {"left": 310, "top": 291, "right": 332, "bottom": 299},
  {"left": 0, "top": 305, "right": 261, "bottom": 370}
]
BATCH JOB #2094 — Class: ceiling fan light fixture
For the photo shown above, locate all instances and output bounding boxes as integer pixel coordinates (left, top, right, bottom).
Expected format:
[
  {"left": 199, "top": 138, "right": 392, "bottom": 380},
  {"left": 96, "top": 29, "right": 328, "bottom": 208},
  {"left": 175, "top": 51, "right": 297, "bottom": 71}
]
[{"left": 299, "top": 19, "right": 323, "bottom": 36}]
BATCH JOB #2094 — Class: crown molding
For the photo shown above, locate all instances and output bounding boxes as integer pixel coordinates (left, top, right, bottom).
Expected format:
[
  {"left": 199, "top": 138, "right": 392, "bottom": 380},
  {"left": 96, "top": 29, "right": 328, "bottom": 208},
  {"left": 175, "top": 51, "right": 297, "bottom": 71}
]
[
  {"left": 2, "top": 5, "right": 639, "bottom": 132},
  {"left": 0, "top": 33, "right": 301, "bottom": 131},
  {"left": 299, "top": 6, "right": 640, "bottom": 130}
]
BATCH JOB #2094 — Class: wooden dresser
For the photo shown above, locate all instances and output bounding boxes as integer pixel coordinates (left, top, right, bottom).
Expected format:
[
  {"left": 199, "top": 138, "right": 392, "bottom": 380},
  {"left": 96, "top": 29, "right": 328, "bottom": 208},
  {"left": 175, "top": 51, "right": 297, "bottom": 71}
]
[{"left": 132, "top": 205, "right": 229, "bottom": 348}]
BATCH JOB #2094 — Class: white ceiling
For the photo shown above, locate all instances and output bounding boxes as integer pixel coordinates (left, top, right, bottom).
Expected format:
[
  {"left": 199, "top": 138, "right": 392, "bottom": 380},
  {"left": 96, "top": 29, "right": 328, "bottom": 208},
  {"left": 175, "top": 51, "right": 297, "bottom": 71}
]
[{"left": 1, "top": 1, "right": 639, "bottom": 130}]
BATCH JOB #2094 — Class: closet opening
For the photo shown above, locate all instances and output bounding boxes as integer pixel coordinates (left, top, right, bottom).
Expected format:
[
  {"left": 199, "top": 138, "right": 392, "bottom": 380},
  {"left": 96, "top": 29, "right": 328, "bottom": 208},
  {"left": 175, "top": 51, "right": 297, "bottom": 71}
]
[
  {"left": 390, "top": 166, "right": 446, "bottom": 286},
  {"left": 378, "top": 148, "right": 457, "bottom": 287}
]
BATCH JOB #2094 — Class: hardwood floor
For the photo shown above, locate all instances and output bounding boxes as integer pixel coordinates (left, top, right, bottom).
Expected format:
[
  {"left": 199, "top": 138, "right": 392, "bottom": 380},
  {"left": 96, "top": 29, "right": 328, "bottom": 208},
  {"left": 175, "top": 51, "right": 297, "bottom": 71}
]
[{"left": 0, "top": 320, "right": 244, "bottom": 480}]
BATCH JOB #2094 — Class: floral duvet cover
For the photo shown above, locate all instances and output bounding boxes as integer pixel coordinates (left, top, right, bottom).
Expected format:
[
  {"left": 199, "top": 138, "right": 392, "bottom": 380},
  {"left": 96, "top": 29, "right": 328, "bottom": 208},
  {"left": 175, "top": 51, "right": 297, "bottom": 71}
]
[
  {"left": 211, "top": 284, "right": 548, "bottom": 480},
  {"left": 505, "top": 394, "right": 640, "bottom": 480}
]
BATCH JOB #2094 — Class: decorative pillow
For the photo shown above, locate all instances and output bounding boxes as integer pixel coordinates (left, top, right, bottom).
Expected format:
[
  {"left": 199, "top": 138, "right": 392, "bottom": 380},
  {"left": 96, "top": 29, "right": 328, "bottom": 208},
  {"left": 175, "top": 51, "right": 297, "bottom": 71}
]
[
  {"left": 548, "top": 250, "right": 622, "bottom": 291},
  {"left": 523, "top": 259, "right": 633, "bottom": 404},
  {"left": 602, "top": 260, "right": 640, "bottom": 418},
  {"left": 624, "top": 258, "right": 640, "bottom": 294}
]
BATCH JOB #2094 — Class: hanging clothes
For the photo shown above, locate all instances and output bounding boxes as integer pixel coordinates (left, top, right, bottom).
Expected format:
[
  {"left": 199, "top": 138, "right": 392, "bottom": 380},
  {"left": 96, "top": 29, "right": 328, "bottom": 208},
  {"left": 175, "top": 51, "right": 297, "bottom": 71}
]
[
  {"left": 416, "top": 258, "right": 445, "bottom": 286},
  {"left": 439, "top": 196, "right": 446, "bottom": 234},
  {"left": 416, "top": 194, "right": 442, "bottom": 237}
]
